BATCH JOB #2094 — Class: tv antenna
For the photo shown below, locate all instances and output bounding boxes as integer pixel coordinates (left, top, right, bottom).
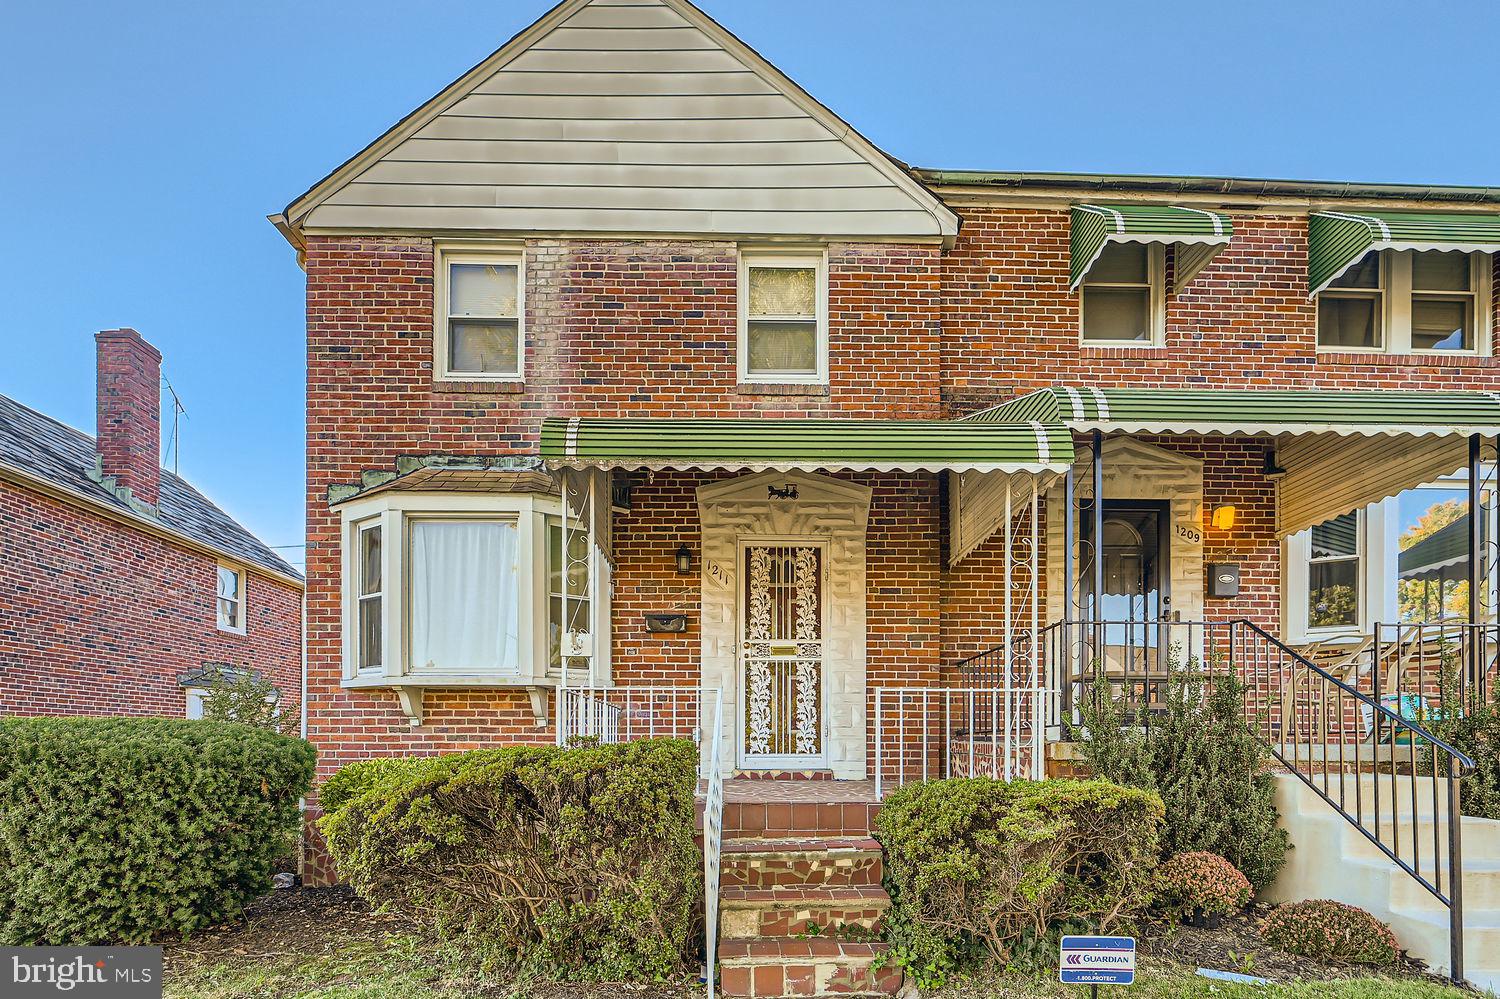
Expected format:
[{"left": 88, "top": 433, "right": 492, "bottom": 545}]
[{"left": 161, "top": 375, "right": 187, "bottom": 475}]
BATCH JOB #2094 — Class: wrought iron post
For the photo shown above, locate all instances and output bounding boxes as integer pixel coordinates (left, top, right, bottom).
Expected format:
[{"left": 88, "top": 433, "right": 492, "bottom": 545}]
[
  {"left": 1091, "top": 430, "right": 1105, "bottom": 673},
  {"left": 1062, "top": 465, "right": 1075, "bottom": 721},
  {"left": 1470, "top": 434, "right": 1483, "bottom": 708}
]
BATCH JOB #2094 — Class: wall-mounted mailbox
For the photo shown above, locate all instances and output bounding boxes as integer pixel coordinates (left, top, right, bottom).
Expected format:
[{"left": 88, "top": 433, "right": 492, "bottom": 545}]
[
  {"left": 1207, "top": 563, "right": 1240, "bottom": 599},
  {"left": 644, "top": 613, "right": 688, "bottom": 633}
]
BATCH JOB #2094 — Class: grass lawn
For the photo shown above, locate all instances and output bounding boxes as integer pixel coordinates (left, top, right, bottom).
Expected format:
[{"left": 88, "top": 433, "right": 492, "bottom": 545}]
[
  {"left": 933, "top": 973, "right": 1476, "bottom": 999},
  {"left": 164, "top": 889, "right": 1475, "bottom": 999}
]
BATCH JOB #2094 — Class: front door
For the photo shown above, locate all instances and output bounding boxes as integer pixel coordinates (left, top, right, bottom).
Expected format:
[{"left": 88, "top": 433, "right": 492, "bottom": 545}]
[
  {"left": 1080, "top": 499, "right": 1172, "bottom": 702},
  {"left": 739, "top": 542, "right": 825, "bottom": 768}
]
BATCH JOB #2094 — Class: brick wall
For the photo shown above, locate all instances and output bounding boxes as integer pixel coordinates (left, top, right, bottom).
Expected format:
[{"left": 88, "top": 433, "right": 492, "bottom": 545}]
[
  {"left": 942, "top": 205, "right": 1500, "bottom": 415},
  {"left": 302, "top": 204, "right": 1500, "bottom": 826},
  {"left": 0, "top": 478, "right": 301, "bottom": 717}
]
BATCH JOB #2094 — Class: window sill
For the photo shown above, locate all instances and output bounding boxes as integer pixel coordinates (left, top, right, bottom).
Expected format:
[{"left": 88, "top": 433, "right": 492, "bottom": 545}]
[
  {"left": 736, "top": 382, "right": 830, "bottom": 396},
  {"left": 1079, "top": 343, "right": 1164, "bottom": 356},
  {"left": 343, "top": 673, "right": 555, "bottom": 725},
  {"left": 433, "top": 380, "right": 526, "bottom": 395},
  {"left": 216, "top": 624, "right": 246, "bottom": 637},
  {"left": 1318, "top": 351, "right": 1500, "bottom": 368}
]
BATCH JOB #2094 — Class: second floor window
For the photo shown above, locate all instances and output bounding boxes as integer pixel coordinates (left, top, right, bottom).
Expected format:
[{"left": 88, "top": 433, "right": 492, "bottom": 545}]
[
  {"left": 1080, "top": 243, "right": 1164, "bottom": 344},
  {"left": 740, "top": 252, "right": 827, "bottom": 382},
  {"left": 1317, "top": 249, "right": 1487, "bottom": 353},
  {"left": 437, "top": 249, "right": 523, "bottom": 380},
  {"left": 216, "top": 565, "right": 245, "bottom": 633}
]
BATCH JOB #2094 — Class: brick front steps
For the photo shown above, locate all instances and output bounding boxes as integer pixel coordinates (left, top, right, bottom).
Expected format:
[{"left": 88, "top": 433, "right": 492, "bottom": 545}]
[
  {"left": 718, "top": 940, "right": 902, "bottom": 998},
  {"left": 715, "top": 779, "right": 899, "bottom": 997}
]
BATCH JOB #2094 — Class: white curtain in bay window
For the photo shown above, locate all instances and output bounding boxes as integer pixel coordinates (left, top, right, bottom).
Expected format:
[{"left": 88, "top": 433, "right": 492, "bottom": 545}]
[{"left": 410, "top": 520, "right": 520, "bottom": 673}]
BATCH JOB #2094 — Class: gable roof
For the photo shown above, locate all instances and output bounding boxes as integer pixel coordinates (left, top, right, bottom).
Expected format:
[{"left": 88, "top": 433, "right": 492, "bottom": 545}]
[
  {"left": 0, "top": 393, "right": 303, "bottom": 584},
  {"left": 277, "top": 0, "right": 957, "bottom": 245}
]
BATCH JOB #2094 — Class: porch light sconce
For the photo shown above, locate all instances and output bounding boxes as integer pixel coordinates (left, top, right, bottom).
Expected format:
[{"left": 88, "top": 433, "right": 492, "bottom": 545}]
[
  {"left": 1211, "top": 504, "right": 1237, "bottom": 531},
  {"left": 675, "top": 543, "right": 693, "bottom": 576}
]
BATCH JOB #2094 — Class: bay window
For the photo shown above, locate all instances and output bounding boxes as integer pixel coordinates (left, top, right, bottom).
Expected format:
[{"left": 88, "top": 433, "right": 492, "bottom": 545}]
[
  {"left": 356, "top": 522, "right": 383, "bottom": 670},
  {"left": 409, "top": 519, "right": 521, "bottom": 674},
  {"left": 339, "top": 492, "right": 606, "bottom": 695}
]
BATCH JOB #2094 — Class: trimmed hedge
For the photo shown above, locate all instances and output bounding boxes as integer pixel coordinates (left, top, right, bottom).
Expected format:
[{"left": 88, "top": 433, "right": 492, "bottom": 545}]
[
  {"left": 873, "top": 777, "right": 1163, "bottom": 987},
  {"left": 0, "top": 716, "right": 315, "bottom": 945},
  {"left": 1262, "top": 899, "right": 1401, "bottom": 965},
  {"left": 319, "top": 738, "right": 701, "bottom": 981}
]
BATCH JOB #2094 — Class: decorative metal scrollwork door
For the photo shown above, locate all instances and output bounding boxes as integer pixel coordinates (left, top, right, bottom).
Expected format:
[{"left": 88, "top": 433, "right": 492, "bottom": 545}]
[{"left": 741, "top": 544, "right": 823, "bottom": 762}]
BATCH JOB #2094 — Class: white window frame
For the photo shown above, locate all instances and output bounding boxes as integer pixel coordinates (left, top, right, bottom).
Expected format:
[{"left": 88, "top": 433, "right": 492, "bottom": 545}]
[
  {"left": 1284, "top": 511, "right": 1366, "bottom": 643},
  {"left": 216, "top": 564, "right": 246, "bottom": 634},
  {"left": 433, "top": 243, "right": 526, "bottom": 382},
  {"left": 1316, "top": 250, "right": 1491, "bottom": 356},
  {"left": 186, "top": 687, "right": 208, "bottom": 720},
  {"left": 338, "top": 492, "right": 608, "bottom": 685},
  {"left": 1078, "top": 242, "right": 1166, "bottom": 347},
  {"left": 354, "top": 519, "right": 383, "bottom": 673},
  {"left": 737, "top": 249, "right": 829, "bottom": 384}
]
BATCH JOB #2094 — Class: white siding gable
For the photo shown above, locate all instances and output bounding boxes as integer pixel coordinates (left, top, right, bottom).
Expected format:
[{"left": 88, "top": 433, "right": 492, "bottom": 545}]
[{"left": 284, "top": 0, "right": 957, "bottom": 242}]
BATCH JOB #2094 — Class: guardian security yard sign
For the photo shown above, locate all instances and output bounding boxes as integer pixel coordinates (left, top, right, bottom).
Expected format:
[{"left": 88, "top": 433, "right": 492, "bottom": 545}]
[{"left": 1059, "top": 935, "right": 1136, "bottom": 986}]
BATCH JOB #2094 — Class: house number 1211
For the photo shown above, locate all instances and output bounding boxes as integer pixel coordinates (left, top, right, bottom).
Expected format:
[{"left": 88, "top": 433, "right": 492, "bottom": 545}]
[{"left": 707, "top": 560, "right": 733, "bottom": 588}]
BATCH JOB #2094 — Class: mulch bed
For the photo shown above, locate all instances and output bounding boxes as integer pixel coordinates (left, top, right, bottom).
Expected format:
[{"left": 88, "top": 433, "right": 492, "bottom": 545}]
[
  {"left": 1138, "top": 902, "right": 1452, "bottom": 986},
  {"left": 161, "top": 886, "right": 412, "bottom": 977},
  {"left": 163, "top": 886, "right": 702, "bottom": 999}
]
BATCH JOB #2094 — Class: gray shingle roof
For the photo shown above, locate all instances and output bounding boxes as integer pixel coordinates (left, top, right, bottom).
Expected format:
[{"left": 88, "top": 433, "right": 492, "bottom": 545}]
[{"left": 0, "top": 393, "right": 303, "bottom": 582}]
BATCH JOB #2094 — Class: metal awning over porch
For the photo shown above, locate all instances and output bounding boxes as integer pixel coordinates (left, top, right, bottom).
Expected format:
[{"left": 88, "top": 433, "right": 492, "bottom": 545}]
[
  {"left": 539, "top": 417, "right": 1074, "bottom": 474},
  {"left": 964, "top": 386, "right": 1500, "bottom": 537}
]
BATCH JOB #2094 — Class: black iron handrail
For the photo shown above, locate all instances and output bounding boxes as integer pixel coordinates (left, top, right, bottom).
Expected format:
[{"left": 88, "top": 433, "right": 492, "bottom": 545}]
[{"left": 954, "top": 617, "right": 1476, "bottom": 984}]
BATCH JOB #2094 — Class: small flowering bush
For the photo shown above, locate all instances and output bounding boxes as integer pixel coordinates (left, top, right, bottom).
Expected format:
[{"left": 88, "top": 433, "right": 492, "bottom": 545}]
[
  {"left": 1155, "top": 851, "right": 1252, "bottom": 916},
  {"left": 1261, "top": 899, "right": 1400, "bottom": 965}
]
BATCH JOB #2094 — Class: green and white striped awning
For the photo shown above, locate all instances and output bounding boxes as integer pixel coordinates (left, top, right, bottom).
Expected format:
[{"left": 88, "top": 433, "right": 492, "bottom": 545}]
[
  {"left": 539, "top": 417, "right": 1074, "bottom": 474},
  {"left": 1070, "top": 203, "right": 1233, "bottom": 292},
  {"left": 964, "top": 386, "right": 1500, "bottom": 537},
  {"left": 962, "top": 386, "right": 1500, "bottom": 438},
  {"left": 1308, "top": 210, "right": 1500, "bottom": 296}
]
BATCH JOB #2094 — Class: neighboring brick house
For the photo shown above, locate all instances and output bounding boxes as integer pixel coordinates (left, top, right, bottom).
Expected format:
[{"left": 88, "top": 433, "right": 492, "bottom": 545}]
[
  {"left": 0, "top": 329, "right": 304, "bottom": 720},
  {"left": 274, "top": 0, "right": 1500, "bottom": 987}
]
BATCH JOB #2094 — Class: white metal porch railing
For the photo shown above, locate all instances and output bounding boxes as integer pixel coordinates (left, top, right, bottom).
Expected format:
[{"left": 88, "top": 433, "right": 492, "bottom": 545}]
[
  {"left": 556, "top": 683, "right": 713, "bottom": 759},
  {"left": 872, "top": 686, "right": 1048, "bottom": 798}
]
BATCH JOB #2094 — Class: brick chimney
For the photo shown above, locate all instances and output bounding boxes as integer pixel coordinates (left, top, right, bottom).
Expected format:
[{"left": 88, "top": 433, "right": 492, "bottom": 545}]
[{"left": 95, "top": 328, "right": 162, "bottom": 507}]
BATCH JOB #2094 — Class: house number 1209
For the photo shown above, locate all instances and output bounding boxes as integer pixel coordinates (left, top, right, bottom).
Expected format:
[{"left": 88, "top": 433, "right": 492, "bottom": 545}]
[{"left": 1175, "top": 523, "right": 1203, "bottom": 545}]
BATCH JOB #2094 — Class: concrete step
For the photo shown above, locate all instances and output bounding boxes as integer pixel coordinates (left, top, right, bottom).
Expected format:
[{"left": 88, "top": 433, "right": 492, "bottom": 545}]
[
  {"left": 721, "top": 838, "right": 883, "bottom": 890},
  {"left": 1270, "top": 772, "right": 1500, "bottom": 990},
  {"left": 1385, "top": 902, "right": 1500, "bottom": 994},
  {"left": 718, "top": 938, "right": 901, "bottom": 997},
  {"left": 719, "top": 885, "right": 889, "bottom": 940}
]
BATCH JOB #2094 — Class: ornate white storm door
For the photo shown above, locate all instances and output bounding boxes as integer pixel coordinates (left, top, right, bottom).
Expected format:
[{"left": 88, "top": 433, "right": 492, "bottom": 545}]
[{"left": 740, "top": 543, "right": 824, "bottom": 766}]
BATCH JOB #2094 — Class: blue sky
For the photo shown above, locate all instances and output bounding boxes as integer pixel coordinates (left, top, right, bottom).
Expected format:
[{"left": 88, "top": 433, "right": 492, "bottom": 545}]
[{"left": 4, "top": 0, "right": 1498, "bottom": 572}]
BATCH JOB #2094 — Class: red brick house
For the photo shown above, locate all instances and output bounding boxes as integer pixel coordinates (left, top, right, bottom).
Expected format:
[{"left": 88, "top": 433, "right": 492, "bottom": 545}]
[
  {"left": 0, "top": 329, "right": 304, "bottom": 720},
  {"left": 275, "top": 0, "right": 1500, "bottom": 990}
]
